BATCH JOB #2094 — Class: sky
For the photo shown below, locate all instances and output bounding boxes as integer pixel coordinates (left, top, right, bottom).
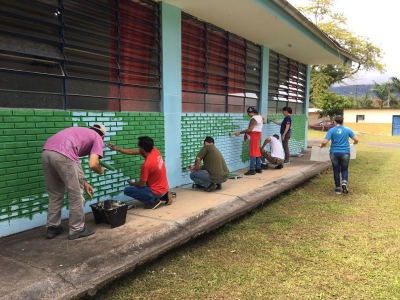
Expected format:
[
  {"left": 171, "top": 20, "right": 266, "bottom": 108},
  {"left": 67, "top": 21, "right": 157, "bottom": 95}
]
[{"left": 287, "top": 0, "right": 397, "bottom": 85}]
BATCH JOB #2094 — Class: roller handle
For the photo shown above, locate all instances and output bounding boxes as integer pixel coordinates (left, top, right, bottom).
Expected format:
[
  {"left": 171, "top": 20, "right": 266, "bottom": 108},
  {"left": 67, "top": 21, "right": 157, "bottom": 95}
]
[{"left": 100, "top": 160, "right": 115, "bottom": 171}]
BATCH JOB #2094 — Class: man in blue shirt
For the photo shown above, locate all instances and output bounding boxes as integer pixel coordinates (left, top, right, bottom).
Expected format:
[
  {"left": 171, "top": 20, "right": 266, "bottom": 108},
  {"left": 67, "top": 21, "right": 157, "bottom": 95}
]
[
  {"left": 319, "top": 115, "right": 359, "bottom": 194},
  {"left": 271, "top": 106, "right": 292, "bottom": 164}
]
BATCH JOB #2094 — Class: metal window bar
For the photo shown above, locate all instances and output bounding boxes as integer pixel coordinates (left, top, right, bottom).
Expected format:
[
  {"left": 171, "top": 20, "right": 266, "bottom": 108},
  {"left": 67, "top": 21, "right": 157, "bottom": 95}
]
[
  {"left": 181, "top": 13, "right": 261, "bottom": 113},
  {"left": 0, "top": 0, "right": 160, "bottom": 111},
  {"left": 268, "top": 50, "right": 306, "bottom": 114}
]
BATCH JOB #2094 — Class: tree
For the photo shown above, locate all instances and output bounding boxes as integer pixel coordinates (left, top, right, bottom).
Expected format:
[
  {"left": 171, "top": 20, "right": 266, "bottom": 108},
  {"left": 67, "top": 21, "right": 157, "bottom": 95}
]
[
  {"left": 297, "top": 0, "right": 385, "bottom": 104},
  {"left": 390, "top": 77, "right": 400, "bottom": 94},
  {"left": 317, "top": 92, "right": 355, "bottom": 120},
  {"left": 371, "top": 80, "right": 399, "bottom": 108},
  {"left": 355, "top": 93, "right": 374, "bottom": 109},
  {"left": 344, "top": 93, "right": 374, "bottom": 109}
]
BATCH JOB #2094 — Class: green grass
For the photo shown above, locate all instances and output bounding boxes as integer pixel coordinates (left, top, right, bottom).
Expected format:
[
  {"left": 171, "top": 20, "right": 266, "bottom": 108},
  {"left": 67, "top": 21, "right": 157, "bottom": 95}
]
[{"left": 84, "top": 131, "right": 400, "bottom": 300}]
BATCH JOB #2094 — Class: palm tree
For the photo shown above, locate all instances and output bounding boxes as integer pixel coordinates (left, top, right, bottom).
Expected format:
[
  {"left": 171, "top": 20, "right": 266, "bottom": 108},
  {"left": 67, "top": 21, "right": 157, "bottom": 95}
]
[
  {"left": 371, "top": 81, "right": 398, "bottom": 108},
  {"left": 390, "top": 77, "right": 400, "bottom": 93},
  {"left": 356, "top": 93, "right": 374, "bottom": 108}
]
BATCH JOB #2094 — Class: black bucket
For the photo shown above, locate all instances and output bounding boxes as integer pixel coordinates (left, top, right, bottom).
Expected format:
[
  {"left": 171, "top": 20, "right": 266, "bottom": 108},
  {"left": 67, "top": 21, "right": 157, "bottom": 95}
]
[{"left": 90, "top": 200, "right": 128, "bottom": 229}]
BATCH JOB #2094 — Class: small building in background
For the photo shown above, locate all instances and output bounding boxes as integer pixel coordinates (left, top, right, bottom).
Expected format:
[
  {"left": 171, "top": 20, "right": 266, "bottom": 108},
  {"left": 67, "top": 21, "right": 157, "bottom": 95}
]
[
  {"left": 308, "top": 105, "right": 321, "bottom": 126},
  {"left": 344, "top": 109, "right": 400, "bottom": 136}
]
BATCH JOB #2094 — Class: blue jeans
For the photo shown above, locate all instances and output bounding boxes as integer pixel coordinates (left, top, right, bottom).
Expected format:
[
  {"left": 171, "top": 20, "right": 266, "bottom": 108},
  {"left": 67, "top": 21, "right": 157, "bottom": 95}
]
[
  {"left": 250, "top": 156, "right": 261, "bottom": 170},
  {"left": 330, "top": 152, "right": 350, "bottom": 188},
  {"left": 190, "top": 170, "right": 228, "bottom": 188},
  {"left": 124, "top": 186, "right": 164, "bottom": 204}
]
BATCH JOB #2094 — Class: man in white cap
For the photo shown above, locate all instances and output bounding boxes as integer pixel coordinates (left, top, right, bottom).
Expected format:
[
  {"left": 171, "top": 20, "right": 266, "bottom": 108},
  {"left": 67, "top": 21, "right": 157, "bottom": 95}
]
[{"left": 42, "top": 124, "right": 106, "bottom": 240}]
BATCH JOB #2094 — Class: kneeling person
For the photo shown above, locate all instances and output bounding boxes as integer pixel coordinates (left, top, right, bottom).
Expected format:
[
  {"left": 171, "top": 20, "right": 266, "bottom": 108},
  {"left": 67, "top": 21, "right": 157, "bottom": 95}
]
[
  {"left": 260, "top": 134, "right": 284, "bottom": 169},
  {"left": 109, "top": 136, "right": 172, "bottom": 209},
  {"left": 189, "top": 137, "right": 229, "bottom": 192}
]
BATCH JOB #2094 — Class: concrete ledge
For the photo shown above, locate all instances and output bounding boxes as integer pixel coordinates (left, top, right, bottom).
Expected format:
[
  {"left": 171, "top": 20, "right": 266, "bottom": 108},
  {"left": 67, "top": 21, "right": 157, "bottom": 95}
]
[{"left": 1, "top": 161, "right": 330, "bottom": 300}]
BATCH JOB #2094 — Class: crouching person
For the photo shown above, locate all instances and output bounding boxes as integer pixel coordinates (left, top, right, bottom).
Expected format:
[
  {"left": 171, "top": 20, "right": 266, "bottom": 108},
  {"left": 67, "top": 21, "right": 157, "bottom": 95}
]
[
  {"left": 189, "top": 137, "right": 229, "bottom": 192},
  {"left": 108, "top": 136, "right": 173, "bottom": 210},
  {"left": 260, "top": 134, "right": 285, "bottom": 169}
]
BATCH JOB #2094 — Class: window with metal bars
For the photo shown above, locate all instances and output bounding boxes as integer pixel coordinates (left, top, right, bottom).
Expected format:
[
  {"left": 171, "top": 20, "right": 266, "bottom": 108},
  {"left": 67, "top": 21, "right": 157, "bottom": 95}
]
[
  {"left": 181, "top": 14, "right": 261, "bottom": 113},
  {"left": 268, "top": 50, "right": 306, "bottom": 115},
  {"left": 0, "top": 0, "right": 160, "bottom": 111}
]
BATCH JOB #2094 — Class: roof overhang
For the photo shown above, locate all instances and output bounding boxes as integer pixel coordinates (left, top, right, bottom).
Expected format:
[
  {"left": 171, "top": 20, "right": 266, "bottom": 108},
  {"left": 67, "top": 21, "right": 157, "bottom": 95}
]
[{"left": 160, "top": 0, "right": 358, "bottom": 65}]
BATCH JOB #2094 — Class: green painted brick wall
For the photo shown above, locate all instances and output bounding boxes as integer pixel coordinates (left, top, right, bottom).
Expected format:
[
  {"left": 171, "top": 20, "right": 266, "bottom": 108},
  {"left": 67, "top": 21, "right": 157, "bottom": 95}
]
[
  {"left": 0, "top": 109, "right": 165, "bottom": 225},
  {"left": 180, "top": 113, "right": 308, "bottom": 177},
  {"left": 181, "top": 113, "right": 252, "bottom": 174},
  {"left": 264, "top": 114, "right": 308, "bottom": 153}
]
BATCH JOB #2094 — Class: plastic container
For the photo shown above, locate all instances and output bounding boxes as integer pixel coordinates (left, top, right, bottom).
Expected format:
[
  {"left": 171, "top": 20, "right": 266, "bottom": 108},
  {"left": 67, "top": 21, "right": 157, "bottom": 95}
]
[{"left": 90, "top": 200, "right": 128, "bottom": 229}]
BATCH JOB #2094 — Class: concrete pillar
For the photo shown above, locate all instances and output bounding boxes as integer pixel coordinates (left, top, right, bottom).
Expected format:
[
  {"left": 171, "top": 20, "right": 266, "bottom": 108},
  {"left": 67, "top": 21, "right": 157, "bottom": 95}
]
[
  {"left": 160, "top": 2, "right": 182, "bottom": 188},
  {"left": 304, "top": 64, "right": 311, "bottom": 149},
  {"left": 260, "top": 45, "right": 270, "bottom": 142}
]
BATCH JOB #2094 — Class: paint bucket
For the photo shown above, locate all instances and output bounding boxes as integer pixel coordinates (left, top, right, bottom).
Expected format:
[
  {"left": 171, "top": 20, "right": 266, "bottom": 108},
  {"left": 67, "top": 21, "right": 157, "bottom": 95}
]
[{"left": 90, "top": 200, "right": 128, "bottom": 229}]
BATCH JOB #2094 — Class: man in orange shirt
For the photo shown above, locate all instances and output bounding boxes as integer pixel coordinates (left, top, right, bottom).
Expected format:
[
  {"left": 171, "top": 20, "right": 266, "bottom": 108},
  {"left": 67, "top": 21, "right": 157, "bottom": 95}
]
[{"left": 108, "top": 136, "right": 172, "bottom": 210}]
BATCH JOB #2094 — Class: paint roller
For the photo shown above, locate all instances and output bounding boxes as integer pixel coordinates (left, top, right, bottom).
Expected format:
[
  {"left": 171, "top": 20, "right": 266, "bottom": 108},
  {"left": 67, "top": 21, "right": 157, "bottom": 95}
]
[{"left": 99, "top": 160, "right": 115, "bottom": 171}]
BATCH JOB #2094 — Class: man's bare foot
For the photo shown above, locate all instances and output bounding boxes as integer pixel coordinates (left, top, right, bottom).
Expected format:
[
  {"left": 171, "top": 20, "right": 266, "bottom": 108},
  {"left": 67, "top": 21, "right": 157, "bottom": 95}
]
[{"left": 127, "top": 180, "right": 135, "bottom": 186}]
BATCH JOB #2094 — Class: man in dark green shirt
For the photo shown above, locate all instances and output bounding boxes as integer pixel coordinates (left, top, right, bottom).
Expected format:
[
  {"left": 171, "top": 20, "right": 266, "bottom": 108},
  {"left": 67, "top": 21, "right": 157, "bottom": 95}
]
[{"left": 188, "top": 136, "right": 229, "bottom": 192}]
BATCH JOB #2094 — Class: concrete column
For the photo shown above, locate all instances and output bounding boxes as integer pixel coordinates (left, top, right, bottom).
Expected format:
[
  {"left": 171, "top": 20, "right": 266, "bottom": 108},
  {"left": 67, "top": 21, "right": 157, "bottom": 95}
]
[
  {"left": 161, "top": 2, "right": 182, "bottom": 188},
  {"left": 304, "top": 64, "right": 311, "bottom": 149},
  {"left": 260, "top": 45, "right": 270, "bottom": 142}
]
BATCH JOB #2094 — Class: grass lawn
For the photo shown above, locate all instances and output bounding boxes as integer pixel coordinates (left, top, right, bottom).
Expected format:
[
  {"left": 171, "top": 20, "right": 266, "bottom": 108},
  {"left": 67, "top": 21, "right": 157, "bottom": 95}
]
[{"left": 84, "top": 130, "right": 400, "bottom": 300}]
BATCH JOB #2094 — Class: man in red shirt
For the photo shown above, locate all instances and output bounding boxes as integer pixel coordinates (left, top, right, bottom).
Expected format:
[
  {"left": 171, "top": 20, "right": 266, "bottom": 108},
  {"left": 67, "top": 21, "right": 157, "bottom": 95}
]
[{"left": 108, "top": 136, "right": 172, "bottom": 209}]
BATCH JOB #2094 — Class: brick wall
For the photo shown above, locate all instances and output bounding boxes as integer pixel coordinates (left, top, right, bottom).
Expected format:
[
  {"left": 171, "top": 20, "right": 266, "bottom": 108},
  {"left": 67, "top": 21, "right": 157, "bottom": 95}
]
[
  {"left": 263, "top": 114, "right": 308, "bottom": 153},
  {"left": 0, "top": 110, "right": 164, "bottom": 237},
  {"left": 181, "top": 113, "right": 249, "bottom": 169},
  {"left": 0, "top": 110, "right": 307, "bottom": 237},
  {"left": 180, "top": 113, "right": 308, "bottom": 182}
]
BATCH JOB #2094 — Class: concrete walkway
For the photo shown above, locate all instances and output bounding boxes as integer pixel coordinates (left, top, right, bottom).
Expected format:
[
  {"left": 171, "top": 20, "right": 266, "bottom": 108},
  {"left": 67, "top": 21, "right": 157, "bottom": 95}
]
[{"left": 0, "top": 147, "right": 330, "bottom": 300}]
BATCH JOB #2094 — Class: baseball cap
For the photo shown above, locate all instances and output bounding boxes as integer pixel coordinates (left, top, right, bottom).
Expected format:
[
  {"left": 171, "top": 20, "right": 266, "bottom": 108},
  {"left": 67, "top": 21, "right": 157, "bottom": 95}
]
[{"left": 90, "top": 123, "right": 106, "bottom": 136}]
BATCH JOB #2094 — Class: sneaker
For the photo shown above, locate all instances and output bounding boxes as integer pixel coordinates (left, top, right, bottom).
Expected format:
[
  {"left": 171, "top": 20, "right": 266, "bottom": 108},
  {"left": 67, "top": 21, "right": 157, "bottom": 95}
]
[
  {"left": 160, "top": 191, "right": 173, "bottom": 205},
  {"left": 261, "top": 164, "right": 269, "bottom": 170},
  {"left": 274, "top": 164, "right": 283, "bottom": 169},
  {"left": 46, "top": 226, "right": 63, "bottom": 239},
  {"left": 244, "top": 170, "right": 256, "bottom": 175},
  {"left": 204, "top": 183, "right": 217, "bottom": 192},
  {"left": 255, "top": 168, "right": 262, "bottom": 173},
  {"left": 342, "top": 181, "right": 349, "bottom": 194},
  {"left": 216, "top": 184, "right": 222, "bottom": 190},
  {"left": 283, "top": 160, "right": 290, "bottom": 164},
  {"left": 143, "top": 199, "right": 162, "bottom": 210},
  {"left": 335, "top": 188, "right": 341, "bottom": 195},
  {"left": 68, "top": 228, "right": 95, "bottom": 240}
]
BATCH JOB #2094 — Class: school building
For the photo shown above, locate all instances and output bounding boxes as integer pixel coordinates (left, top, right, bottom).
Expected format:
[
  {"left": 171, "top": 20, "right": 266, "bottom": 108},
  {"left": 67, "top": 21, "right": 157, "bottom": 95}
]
[{"left": 0, "top": 0, "right": 356, "bottom": 237}]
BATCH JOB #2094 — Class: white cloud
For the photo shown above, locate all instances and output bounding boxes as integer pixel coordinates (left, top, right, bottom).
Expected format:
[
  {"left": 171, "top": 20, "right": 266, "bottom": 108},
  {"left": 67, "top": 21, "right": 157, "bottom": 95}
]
[{"left": 288, "top": 0, "right": 397, "bottom": 84}]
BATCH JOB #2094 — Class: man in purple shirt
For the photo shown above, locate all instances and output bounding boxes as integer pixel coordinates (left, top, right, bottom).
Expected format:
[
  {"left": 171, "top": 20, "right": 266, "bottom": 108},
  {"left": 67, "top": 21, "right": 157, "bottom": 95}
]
[{"left": 42, "top": 124, "right": 106, "bottom": 240}]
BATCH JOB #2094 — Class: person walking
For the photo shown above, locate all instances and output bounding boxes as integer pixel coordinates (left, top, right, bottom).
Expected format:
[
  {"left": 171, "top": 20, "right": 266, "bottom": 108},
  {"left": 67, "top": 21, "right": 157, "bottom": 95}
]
[
  {"left": 271, "top": 106, "right": 292, "bottom": 164},
  {"left": 42, "top": 124, "right": 106, "bottom": 240},
  {"left": 233, "top": 106, "right": 263, "bottom": 175},
  {"left": 319, "top": 115, "right": 359, "bottom": 194},
  {"left": 189, "top": 136, "right": 229, "bottom": 192}
]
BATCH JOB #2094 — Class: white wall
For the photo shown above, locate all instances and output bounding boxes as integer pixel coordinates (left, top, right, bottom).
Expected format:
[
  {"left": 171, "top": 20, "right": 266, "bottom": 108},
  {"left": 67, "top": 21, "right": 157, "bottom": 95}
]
[{"left": 344, "top": 109, "right": 400, "bottom": 123}]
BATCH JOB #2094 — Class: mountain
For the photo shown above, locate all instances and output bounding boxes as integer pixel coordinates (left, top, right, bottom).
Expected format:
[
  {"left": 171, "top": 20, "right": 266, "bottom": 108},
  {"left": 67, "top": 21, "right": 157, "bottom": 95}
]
[
  {"left": 329, "top": 84, "right": 374, "bottom": 97},
  {"left": 330, "top": 84, "right": 400, "bottom": 98}
]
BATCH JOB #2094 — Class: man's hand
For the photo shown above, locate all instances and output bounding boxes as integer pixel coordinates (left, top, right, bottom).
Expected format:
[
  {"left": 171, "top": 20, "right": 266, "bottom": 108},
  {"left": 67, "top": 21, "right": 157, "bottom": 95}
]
[
  {"left": 99, "top": 167, "right": 105, "bottom": 175},
  {"left": 188, "top": 165, "right": 195, "bottom": 172},
  {"left": 84, "top": 181, "right": 94, "bottom": 198},
  {"left": 234, "top": 132, "right": 241, "bottom": 136},
  {"left": 282, "top": 134, "right": 286, "bottom": 141},
  {"left": 107, "top": 143, "right": 116, "bottom": 150}
]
